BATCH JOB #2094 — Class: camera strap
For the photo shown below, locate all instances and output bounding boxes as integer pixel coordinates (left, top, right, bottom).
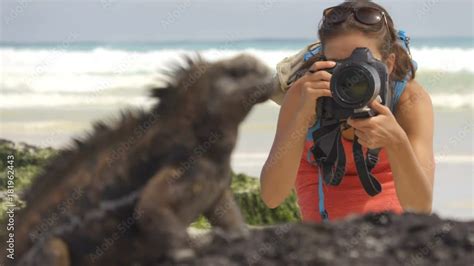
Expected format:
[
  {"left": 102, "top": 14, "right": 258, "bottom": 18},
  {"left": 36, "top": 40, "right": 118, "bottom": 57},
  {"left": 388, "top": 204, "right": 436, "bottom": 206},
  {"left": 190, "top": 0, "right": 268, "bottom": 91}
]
[
  {"left": 311, "top": 121, "right": 382, "bottom": 221},
  {"left": 311, "top": 122, "right": 381, "bottom": 194},
  {"left": 311, "top": 121, "right": 346, "bottom": 186},
  {"left": 352, "top": 137, "right": 382, "bottom": 196},
  {"left": 311, "top": 121, "right": 344, "bottom": 221}
]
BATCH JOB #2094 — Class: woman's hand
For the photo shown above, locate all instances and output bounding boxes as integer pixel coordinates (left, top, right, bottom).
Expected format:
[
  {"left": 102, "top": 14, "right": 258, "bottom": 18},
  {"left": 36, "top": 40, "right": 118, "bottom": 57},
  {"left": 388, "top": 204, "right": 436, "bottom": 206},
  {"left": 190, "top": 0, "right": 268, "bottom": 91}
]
[
  {"left": 294, "top": 61, "right": 336, "bottom": 121},
  {"left": 347, "top": 100, "right": 408, "bottom": 150},
  {"left": 260, "top": 61, "right": 335, "bottom": 208}
]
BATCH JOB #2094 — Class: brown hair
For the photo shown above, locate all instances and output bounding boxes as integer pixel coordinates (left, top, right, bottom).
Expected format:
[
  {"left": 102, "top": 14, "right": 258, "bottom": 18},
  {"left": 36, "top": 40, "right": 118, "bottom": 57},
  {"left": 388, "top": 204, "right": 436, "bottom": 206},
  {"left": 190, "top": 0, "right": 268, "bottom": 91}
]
[{"left": 318, "top": 0, "right": 416, "bottom": 81}]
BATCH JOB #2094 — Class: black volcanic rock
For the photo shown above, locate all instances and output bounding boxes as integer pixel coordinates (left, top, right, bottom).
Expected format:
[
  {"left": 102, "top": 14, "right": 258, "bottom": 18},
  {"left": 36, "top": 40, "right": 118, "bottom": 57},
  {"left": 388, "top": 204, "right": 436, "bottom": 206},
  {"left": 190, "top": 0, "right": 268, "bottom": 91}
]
[{"left": 187, "top": 212, "right": 473, "bottom": 266}]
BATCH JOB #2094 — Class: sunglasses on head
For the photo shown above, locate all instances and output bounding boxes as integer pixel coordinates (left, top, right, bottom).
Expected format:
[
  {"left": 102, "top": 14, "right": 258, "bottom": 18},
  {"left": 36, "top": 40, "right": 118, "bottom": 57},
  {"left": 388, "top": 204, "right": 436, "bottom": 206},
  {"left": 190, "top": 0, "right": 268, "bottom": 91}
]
[{"left": 323, "top": 5, "right": 388, "bottom": 27}]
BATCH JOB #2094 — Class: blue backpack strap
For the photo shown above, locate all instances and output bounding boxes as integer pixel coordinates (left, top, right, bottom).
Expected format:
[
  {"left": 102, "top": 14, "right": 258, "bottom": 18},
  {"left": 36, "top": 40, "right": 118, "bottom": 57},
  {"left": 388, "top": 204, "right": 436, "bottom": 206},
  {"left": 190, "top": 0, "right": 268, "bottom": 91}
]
[
  {"left": 305, "top": 45, "right": 322, "bottom": 165},
  {"left": 305, "top": 120, "right": 329, "bottom": 221},
  {"left": 397, "top": 29, "right": 418, "bottom": 71},
  {"left": 391, "top": 79, "right": 407, "bottom": 114},
  {"left": 318, "top": 170, "right": 329, "bottom": 221},
  {"left": 306, "top": 126, "right": 318, "bottom": 164},
  {"left": 305, "top": 44, "right": 330, "bottom": 221},
  {"left": 391, "top": 30, "right": 417, "bottom": 114},
  {"left": 397, "top": 31, "right": 411, "bottom": 54},
  {"left": 304, "top": 45, "right": 322, "bottom": 62}
]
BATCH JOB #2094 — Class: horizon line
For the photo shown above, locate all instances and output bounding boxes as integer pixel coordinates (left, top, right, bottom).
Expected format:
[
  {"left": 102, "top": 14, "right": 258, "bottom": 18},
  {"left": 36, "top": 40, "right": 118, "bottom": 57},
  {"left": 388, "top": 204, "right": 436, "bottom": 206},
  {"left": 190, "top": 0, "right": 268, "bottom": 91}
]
[{"left": 1, "top": 36, "right": 473, "bottom": 45}]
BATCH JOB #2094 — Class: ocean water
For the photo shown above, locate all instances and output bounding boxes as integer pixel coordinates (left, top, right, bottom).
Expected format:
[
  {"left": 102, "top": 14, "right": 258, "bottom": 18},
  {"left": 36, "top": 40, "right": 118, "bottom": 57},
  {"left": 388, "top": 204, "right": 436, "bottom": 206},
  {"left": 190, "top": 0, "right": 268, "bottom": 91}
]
[
  {"left": 1, "top": 38, "right": 473, "bottom": 109},
  {"left": 1, "top": 38, "right": 473, "bottom": 219}
]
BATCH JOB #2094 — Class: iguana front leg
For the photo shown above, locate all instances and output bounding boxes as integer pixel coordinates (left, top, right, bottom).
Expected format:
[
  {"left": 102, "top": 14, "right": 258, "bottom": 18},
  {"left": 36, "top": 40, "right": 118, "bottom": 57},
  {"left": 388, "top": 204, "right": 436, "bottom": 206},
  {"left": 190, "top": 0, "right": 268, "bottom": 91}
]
[
  {"left": 204, "top": 188, "right": 249, "bottom": 242},
  {"left": 135, "top": 167, "right": 195, "bottom": 263}
]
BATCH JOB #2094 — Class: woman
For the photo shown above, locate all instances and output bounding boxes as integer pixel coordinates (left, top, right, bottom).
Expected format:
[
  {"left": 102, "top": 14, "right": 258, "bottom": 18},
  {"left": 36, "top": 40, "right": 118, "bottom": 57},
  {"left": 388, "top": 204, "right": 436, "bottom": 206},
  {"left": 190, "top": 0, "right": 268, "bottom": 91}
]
[{"left": 260, "top": 0, "right": 435, "bottom": 222}]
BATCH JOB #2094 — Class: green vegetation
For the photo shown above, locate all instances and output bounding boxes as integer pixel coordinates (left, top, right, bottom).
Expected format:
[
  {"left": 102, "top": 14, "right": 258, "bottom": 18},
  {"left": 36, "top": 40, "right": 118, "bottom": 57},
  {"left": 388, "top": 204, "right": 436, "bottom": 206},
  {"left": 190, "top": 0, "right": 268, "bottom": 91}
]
[
  {"left": 0, "top": 140, "right": 58, "bottom": 231},
  {"left": 0, "top": 139, "right": 300, "bottom": 232},
  {"left": 232, "top": 172, "right": 300, "bottom": 225},
  {"left": 191, "top": 172, "right": 300, "bottom": 229},
  {"left": 0, "top": 139, "right": 57, "bottom": 190}
]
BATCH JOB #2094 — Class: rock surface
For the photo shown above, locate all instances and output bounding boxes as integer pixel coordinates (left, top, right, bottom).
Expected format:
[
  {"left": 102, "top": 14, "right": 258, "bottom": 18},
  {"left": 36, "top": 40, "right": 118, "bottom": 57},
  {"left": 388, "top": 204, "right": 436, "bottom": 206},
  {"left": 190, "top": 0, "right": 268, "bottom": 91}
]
[
  {"left": 187, "top": 212, "right": 473, "bottom": 266},
  {"left": 1, "top": 138, "right": 474, "bottom": 265}
]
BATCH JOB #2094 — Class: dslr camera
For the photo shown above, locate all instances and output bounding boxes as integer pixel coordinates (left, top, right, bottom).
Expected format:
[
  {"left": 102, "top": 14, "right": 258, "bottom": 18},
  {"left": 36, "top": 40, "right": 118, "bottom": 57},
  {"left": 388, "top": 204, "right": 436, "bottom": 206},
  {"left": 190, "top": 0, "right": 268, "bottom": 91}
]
[{"left": 316, "top": 47, "right": 391, "bottom": 122}]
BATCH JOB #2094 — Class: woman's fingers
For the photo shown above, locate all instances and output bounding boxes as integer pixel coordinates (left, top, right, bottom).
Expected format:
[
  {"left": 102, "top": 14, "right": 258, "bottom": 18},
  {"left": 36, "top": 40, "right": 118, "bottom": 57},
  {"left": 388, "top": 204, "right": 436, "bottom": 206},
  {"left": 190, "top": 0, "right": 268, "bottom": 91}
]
[
  {"left": 295, "top": 61, "right": 335, "bottom": 118},
  {"left": 307, "top": 87, "right": 332, "bottom": 98},
  {"left": 354, "top": 128, "right": 366, "bottom": 140},
  {"left": 357, "top": 138, "right": 370, "bottom": 148},
  {"left": 302, "top": 80, "right": 330, "bottom": 91},
  {"left": 309, "top": 61, "right": 336, "bottom": 72},
  {"left": 306, "top": 70, "right": 332, "bottom": 82},
  {"left": 355, "top": 129, "right": 372, "bottom": 147},
  {"left": 302, "top": 81, "right": 331, "bottom": 99},
  {"left": 347, "top": 117, "right": 372, "bottom": 131}
]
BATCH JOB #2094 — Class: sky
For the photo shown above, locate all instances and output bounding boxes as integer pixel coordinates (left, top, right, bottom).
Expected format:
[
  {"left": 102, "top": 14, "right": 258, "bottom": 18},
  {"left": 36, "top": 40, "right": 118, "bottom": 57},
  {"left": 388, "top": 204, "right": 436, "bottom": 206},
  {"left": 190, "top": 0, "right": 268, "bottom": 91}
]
[{"left": 0, "top": 0, "right": 473, "bottom": 43}]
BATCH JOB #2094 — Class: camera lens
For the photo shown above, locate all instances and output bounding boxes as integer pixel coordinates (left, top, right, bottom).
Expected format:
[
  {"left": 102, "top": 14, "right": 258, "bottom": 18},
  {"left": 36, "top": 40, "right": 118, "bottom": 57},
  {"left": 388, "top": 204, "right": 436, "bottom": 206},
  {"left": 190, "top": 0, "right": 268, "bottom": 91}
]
[{"left": 334, "top": 67, "right": 372, "bottom": 105}]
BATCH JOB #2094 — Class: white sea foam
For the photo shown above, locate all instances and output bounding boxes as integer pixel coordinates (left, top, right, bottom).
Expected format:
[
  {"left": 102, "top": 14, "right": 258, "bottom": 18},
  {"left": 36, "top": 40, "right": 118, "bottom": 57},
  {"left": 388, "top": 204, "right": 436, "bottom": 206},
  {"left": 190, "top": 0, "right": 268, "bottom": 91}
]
[
  {"left": 0, "top": 93, "right": 156, "bottom": 109},
  {"left": 430, "top": 93, "right": 474, "bottom": 109},
  {"left": 1, "top": 47, "right": 473, "bottom": 109},
  {"left": 410, "top": 47, "right": 474, "bottom": 73},
  {"left": 2, "top": 47, "right": 472, "bottom": 76}
]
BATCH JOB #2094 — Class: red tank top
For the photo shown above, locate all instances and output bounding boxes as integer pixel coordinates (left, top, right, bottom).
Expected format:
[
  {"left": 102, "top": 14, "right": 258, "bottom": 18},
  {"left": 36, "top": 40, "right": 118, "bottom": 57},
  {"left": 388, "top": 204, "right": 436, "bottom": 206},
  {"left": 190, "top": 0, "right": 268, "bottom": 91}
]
[{"left": 295, "top": 136, "right": 403, "bottom": 223}]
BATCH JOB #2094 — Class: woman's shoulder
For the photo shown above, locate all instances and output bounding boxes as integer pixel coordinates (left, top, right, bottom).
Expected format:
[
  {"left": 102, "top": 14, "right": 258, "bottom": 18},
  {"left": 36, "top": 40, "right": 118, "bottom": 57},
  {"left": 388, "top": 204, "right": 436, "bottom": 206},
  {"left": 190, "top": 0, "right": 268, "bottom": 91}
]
[{"left": 395, "top": 79, "right": 432, "bottom": 118}]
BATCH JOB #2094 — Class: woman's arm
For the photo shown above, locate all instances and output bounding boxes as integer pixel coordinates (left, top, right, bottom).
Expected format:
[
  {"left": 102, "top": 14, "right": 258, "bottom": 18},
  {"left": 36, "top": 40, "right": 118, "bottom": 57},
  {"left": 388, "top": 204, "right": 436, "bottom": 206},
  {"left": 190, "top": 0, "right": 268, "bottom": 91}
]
[
  {"left": 260, "top": 61, "right": 335, "bottom": 208},
  {"left": 260, "top": 91, "right": 311, "bottom": 208},
  {"left": 388, "top": 80, "right": 435, "bottom": 212},
  {"left": 348, "top": 80, "right": 435, "bottom": 213}
]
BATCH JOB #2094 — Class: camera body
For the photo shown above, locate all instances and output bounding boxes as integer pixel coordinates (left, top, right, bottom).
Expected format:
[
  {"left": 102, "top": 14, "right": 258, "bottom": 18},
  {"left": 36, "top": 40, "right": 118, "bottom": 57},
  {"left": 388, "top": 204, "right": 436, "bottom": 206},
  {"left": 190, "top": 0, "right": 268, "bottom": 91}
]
[{"left": 317, "top": 47, "right": 391, "bottom": 122}]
